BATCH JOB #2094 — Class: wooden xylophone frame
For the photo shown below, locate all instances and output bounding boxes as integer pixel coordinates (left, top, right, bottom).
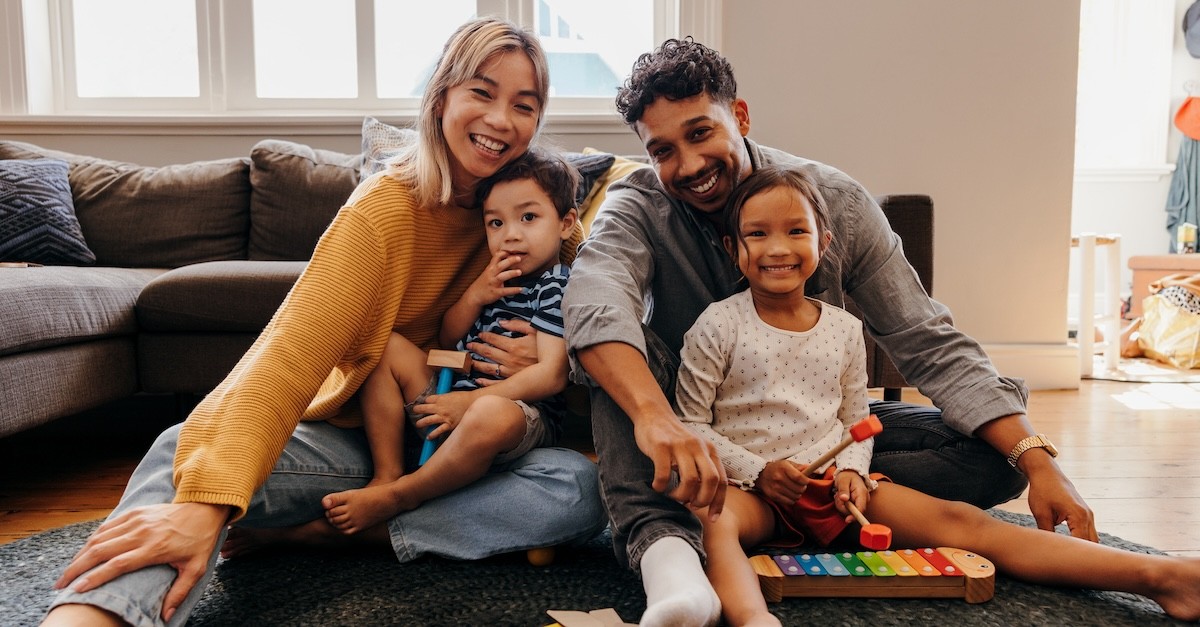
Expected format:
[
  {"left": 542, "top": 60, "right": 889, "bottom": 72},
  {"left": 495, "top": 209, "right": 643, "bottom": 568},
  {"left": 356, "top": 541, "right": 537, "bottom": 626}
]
[{"left": 750, "top": 547, "right": 995, "bottom": 604}]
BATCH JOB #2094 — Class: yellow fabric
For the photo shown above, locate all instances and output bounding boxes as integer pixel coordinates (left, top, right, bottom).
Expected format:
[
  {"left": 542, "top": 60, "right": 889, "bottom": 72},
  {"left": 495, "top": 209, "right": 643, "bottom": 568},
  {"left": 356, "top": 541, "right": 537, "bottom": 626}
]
[
  {"left": 172, "top": 172, "right": 584, "bottom": 519},
  {"left": 578, "top": 148, "right": 650, "bottom": 235}
]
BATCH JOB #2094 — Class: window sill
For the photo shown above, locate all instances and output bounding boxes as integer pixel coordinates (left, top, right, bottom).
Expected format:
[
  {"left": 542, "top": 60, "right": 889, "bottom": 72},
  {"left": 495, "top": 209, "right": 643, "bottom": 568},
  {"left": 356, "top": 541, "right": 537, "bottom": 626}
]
[
  {"left": 1074, "top": 165, "right": 1175, "bottom": 184},
  {"left": 0, "top": 112, "right": 629, "bottom": 137}
]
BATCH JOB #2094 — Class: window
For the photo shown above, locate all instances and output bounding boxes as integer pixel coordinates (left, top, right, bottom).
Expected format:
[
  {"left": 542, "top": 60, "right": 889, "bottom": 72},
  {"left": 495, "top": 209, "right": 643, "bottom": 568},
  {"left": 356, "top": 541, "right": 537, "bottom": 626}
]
[{"left": 4, "top": 0, "right": 718, "bottom": 117}]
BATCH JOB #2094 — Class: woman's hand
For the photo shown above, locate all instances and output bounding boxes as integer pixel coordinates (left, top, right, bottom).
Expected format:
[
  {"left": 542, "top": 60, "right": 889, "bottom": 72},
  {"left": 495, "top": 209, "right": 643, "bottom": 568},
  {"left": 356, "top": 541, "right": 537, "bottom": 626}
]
[
  {"left": 468, "top": 319, "right": 539, "bottom": 383},
  {"left": 756, "top": 460, "right": 810, "bottom": 505},
  {"left": 54, "top": 502, "right": 231, "bottom": 622}
]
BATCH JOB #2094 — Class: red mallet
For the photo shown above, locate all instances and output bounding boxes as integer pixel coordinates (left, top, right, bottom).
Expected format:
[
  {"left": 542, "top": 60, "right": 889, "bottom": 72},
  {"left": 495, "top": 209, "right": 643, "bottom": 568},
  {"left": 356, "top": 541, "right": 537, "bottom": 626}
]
[
  {"left": 804, "top": 414, "right": 883, "bottom": 477},
  {"left": 845, "top": 501, "right": 892, "bottom": 550}
]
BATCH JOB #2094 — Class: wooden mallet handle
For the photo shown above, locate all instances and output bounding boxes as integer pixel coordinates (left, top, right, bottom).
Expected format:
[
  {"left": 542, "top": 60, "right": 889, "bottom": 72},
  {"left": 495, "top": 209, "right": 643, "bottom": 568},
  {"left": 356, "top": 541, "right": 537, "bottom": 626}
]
[{"left": 805, "top": 414, "right": 882, "bottom": 478}]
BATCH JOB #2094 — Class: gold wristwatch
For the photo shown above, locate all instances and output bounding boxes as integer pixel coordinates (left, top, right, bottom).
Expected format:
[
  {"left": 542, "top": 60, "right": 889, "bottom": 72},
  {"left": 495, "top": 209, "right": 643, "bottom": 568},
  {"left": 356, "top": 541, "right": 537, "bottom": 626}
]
[{"left": 1007, "top": 434, "right": 1058, "bottom": 469}]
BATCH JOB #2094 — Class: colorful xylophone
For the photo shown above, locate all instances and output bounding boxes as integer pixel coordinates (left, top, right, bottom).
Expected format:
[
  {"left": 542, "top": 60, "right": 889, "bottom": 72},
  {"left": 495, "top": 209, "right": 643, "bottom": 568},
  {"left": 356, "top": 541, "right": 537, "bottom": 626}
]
[{"left": 750, "top": 547, "right": 995, "bottom": 603}]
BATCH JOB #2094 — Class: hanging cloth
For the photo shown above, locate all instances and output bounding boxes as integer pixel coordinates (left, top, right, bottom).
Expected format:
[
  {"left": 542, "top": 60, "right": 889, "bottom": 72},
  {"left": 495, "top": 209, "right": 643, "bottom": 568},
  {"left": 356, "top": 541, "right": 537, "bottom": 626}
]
[{"left": 1168, "top": 99, "right": 1200, "bottom": 252}]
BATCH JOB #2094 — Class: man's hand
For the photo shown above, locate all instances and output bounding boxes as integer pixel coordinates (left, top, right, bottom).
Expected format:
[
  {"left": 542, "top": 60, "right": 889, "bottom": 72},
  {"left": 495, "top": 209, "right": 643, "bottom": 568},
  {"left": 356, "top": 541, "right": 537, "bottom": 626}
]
[
  {"left": 54, "top": 502, "right": 230, "bottom": 622},
  {"left": 1022, "top": 451, "right": 1099, "bottom": 541},
  {"left": 755, "top": 460, "right": 810, "bottom": 505},
  {"left": 633, "top": 412, "right": 727, "bottom": 520},
  {"left": 468, "top": 319, "right": 538, "bottom": 380}
]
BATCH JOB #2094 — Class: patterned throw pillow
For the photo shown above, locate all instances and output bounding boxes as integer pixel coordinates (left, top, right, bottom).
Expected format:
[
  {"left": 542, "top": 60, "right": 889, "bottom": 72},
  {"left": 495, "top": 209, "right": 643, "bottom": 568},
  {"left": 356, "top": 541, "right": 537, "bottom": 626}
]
[
  {"left": 360, "top": 116, "right": 417, "bottom": 179},
  {"left": 0, "top": 158, "right": 95, "bottom": 265}
]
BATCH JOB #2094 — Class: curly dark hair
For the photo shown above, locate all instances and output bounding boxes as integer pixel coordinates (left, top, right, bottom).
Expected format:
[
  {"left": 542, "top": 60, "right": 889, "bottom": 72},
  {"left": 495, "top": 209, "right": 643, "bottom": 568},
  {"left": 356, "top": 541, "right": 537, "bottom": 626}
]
[{"left": 615, "top": 37, "right": 738, "bottom": 126}]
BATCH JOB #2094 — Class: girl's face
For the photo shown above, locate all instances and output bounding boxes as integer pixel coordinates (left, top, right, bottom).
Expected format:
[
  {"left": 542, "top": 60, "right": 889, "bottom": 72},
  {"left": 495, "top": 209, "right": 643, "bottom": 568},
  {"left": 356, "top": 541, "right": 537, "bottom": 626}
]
[
  {"left": 440, "top": 51, "right": 541, "bottom": 193},
  {"left": 731, "top": 185, "right": 830, "bottom": 298}
]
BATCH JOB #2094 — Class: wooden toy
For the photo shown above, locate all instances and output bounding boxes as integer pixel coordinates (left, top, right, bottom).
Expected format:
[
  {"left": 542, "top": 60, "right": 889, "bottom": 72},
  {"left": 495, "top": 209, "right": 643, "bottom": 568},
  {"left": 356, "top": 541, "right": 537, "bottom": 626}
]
[
  {"left": 804, "top": 414, "right": 882, "bottom": 474},
  {"left": 803, "top": 413, "right": 892, "bottom": 550},
  {"left": 750, "top": 547, "right": 995, "bottom": 603},
  {"left": 418, "top": 350, "right": 472, "bottom": 466}
]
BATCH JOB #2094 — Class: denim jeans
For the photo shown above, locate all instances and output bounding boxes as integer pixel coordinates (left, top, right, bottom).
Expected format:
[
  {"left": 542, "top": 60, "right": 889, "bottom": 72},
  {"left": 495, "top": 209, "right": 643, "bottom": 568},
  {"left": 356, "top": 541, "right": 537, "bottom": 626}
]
[
  {"left": 590, "top": 325, "right": 1028, "bottom": 573},
  {"left": 50, "top": 420, "right": 606, "bottom": 627}
]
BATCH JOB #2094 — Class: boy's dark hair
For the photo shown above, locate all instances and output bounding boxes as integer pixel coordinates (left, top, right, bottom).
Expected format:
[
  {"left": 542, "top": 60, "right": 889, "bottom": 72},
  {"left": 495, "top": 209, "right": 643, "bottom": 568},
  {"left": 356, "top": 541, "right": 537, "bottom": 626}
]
[
  {"left": 474, "top": 147, "right": 579, "bottom": 217},
  {"left": 724, "top": 165, "right": 834, "bottom": 270},
  {"left": 615, "top": 37, "right": 738, "bottom": 126}
]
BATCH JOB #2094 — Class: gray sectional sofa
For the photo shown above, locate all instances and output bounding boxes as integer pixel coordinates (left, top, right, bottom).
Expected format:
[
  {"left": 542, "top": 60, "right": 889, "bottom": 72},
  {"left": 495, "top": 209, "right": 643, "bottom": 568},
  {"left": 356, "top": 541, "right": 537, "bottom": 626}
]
[{"left": 0, "top": 129, "right": 932, "bottom": 439}]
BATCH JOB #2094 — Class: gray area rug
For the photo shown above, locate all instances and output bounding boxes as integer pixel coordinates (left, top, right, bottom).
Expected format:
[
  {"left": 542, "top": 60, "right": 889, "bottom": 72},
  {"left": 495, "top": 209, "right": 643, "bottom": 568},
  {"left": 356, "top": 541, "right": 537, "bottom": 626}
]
[{"left": 0, "top": 510, "right": 1187, "bottom": 626}]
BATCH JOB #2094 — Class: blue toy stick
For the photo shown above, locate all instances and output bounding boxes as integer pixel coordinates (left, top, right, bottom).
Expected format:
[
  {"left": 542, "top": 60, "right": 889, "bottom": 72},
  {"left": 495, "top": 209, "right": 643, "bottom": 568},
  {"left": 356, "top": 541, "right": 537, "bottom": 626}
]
[{"left": 418, "top": 350, "right": 472, "bottom": 466}]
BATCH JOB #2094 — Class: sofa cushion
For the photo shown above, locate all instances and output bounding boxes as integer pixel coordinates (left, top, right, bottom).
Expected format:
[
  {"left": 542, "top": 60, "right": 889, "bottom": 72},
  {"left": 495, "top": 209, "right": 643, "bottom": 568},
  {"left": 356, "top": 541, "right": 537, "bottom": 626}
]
[
  {"left": 136, "top": 260, "right": 306, "bottom": 332},
  {"left": 0, "top": 266, "right": 164, "bottom": 356},
  {"left": 249, "top": 140, "right": 361, "bottom": 261},
  {"left": 0, "top": 140, "right": 251, "bottom": 268},
  {"left": 0, "top": 158, "right": 96, "bottom": 265}
]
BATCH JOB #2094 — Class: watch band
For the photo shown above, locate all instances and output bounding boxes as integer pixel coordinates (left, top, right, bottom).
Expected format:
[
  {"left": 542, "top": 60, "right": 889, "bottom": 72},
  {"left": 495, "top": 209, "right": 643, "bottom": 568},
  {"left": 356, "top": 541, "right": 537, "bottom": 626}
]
[{"left": 1007, "top": 434, "right": 1058, "bottom": 469}]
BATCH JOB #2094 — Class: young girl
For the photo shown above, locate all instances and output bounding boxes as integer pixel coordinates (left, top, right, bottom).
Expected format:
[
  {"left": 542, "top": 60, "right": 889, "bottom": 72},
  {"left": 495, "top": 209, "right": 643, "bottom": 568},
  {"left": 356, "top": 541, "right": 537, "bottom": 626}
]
[
  {"left": 43, "top": 17, "right": 605, "bottom": 627},
  {"left": 674, "top": 165, "right": 1200, "bottom": 627}
]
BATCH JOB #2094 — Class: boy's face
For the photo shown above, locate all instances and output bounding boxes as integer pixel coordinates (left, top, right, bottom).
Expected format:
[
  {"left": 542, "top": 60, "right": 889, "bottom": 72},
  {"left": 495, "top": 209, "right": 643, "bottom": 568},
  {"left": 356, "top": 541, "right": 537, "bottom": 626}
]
[
  {"left": 482, "top": 178, "right": 577, "bottom": 278},
  {"left": 633, "top": 92, "right": 753, "bottom": 215}
]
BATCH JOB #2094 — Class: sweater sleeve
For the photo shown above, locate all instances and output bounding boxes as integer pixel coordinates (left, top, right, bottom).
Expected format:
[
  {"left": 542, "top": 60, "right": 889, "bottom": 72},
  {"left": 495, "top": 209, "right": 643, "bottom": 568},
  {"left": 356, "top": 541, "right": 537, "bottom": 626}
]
[
  {"left": 833, "top": 310, "right": 873, "bottom": 479},
  {"left": 675, "top": 305, "right": 769, "bottom": 487},
  {"left": 173, "top": 201, "right": 393, "bottom": 519}
]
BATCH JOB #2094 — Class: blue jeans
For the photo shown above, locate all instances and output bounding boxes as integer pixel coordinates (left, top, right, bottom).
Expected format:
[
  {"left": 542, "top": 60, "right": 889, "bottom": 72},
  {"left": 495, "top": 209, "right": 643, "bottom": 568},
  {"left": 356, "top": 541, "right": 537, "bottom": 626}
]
[
  {"left": 590, "top": 326, "right": 1027, "bottom": 573},
  {"left": 50, "top": 421, "right": 606, "bottom": 627}
]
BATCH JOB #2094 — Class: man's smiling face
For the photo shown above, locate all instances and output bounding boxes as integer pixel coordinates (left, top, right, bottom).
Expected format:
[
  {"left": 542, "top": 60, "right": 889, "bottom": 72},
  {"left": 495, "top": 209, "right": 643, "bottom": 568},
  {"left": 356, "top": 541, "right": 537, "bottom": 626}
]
[{"left": 633, "top": 93, "right": 753, "bottom": 215}]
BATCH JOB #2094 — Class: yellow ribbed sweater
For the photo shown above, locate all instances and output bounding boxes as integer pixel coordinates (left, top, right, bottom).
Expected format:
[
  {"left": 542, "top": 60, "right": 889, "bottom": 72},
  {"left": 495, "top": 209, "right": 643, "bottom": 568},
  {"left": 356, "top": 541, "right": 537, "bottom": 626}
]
[{"left": 172, "top": 172, "right": 581, "bottom": 519}]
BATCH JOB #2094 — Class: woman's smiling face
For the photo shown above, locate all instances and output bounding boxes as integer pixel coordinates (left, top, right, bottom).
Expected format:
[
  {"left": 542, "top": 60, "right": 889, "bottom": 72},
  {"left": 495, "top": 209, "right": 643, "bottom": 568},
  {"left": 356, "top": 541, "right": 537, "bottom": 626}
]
[{"left": 440, "top": 50, "right": 542, "bottom": 192}]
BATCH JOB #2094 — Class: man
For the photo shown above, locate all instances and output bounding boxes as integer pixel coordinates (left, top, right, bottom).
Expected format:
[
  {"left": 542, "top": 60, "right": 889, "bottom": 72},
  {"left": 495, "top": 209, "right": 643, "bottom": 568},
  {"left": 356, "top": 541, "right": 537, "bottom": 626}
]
[{"left": 563, "top": 37, "right": 1096, "bottom": 627}]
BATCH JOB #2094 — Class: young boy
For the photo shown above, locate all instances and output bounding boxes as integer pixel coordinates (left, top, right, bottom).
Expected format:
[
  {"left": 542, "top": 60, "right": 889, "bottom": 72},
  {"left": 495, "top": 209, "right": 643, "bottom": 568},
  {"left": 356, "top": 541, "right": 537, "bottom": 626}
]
[{"left": 321, "top": 147, "right": 580, "bottom": 533}]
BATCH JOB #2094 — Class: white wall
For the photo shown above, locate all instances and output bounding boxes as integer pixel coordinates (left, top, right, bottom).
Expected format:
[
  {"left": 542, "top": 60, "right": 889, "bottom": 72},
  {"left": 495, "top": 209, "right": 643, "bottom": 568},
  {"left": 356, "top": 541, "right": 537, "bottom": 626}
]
[
  {"left": 724, "top": 1, "right": 1082, "bottom": 388},
  {"left": 2, "top": 1, "right": 1085, "bottom": 388}
]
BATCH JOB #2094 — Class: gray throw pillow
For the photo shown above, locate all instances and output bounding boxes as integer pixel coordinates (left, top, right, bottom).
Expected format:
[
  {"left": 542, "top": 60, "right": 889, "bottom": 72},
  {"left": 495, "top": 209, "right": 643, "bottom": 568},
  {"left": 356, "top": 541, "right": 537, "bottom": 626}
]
[
  {"left": 0, "top": 158, "right": 95, "bottom": 265},
  {"left": 0, "top": 140, "right": 250, "bottom": 268}
]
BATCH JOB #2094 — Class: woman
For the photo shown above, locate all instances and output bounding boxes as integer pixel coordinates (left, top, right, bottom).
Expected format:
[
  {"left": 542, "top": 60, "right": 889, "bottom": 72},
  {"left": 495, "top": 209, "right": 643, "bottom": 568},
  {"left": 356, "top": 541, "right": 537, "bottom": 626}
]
[{"left": 43, "top": 17, "right": 605, "bottom": 627}]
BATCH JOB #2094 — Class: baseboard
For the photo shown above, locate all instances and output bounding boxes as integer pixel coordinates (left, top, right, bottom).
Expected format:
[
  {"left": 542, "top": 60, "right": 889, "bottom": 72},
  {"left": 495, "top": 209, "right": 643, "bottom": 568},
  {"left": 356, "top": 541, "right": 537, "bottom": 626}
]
[{"left": 981, "top": 343, "right": 1080, "bottom": 391}]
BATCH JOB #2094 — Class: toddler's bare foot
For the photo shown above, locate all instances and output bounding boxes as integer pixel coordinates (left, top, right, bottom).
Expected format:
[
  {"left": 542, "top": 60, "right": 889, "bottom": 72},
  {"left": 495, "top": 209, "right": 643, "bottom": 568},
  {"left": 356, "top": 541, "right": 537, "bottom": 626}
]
[
  {"left": 323, "top": 482, "right": 419, "bottom": 534},
  {"left": 1149, "top": 556, "right": 1200, "bottom": 621},
  {"left": 220, "top": 518, "right": 344, "bottom": 558}
]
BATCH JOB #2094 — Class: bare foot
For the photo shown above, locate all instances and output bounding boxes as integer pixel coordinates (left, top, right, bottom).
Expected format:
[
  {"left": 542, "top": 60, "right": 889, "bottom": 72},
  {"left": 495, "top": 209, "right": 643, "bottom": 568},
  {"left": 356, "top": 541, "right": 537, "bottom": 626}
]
[
  {"left": 220, "top": 518, "right": 345, "bottom": 559},
  {"left": 1149, "top": 556, "right": 1200, "bottom": 621},
  {"left": 323, "top": 481, "right": 419, "bottom": 534}
]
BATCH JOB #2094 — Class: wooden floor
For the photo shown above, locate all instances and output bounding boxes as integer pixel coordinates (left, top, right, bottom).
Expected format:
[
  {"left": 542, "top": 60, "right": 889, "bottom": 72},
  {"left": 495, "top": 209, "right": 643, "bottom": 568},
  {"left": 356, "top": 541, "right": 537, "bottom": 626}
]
[{"left": 2, "top": 380, "right": 1199, "bottom": 557}]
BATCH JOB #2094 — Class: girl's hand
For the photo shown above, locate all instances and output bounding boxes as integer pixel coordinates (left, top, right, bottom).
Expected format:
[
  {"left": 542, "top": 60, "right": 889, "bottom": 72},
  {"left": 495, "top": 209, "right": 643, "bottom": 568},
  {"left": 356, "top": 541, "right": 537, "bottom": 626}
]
[
  {"left": 53, "top": 502, "right": 230, "bottom": 622},
  {"left": 413, "top": 390, "right": 475, "bottom": 439},
  {"left": 756, "top": 460, "right": 810, "bottom": 505},
  {"left": 832, "top": 471, "right": 870, "bottom": 520},
  {"left": 463, "top": 250, "right": 523, "bottom": 310},
  {"left": 468, "top": 319, "right": 539, "bottom": 381}
]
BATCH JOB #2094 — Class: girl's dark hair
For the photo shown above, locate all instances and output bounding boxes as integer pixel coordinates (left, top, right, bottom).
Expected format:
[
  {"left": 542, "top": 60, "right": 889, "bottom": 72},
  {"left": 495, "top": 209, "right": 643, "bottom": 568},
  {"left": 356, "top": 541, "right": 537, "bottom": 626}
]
[
  {"left": 474, "top": 146, "right": 579, "bottom": 217},
  {"left": 615, "top": 37, "right": 737, "bottom": 126},
  {"left": 724, "top": 165, "right": 833, "bottom": 270}
]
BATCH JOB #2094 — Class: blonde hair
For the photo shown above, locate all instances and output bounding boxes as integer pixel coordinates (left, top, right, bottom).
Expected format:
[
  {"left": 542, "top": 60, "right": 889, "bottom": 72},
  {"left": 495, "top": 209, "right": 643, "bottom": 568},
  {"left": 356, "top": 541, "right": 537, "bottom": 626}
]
[{"left": 390, "top": 16, "right": 550, "bottom": 208}]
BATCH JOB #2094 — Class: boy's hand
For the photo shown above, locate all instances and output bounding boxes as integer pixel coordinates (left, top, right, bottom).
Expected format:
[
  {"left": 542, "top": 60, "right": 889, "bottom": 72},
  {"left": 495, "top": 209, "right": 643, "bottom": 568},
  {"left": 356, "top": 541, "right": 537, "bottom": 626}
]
[
  {"left": 463, "top": 250, "right": 523, "bottom": 309},
  {"left": 832, "top": 471, "right": 869, "bottom": 520},
  {"left": 757, "top": 460, "right": 810, "bottom": 505},
  {"left": 413, "top": 391, "right": 475, "bottom": 439}
]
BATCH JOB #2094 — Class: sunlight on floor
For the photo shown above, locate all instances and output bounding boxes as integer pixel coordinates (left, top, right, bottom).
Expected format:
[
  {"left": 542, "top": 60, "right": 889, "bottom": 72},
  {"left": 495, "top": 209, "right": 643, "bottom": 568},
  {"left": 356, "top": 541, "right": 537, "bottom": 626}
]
[{"left": 1111, "top": 382, "right": 1200, "bottom": 410}]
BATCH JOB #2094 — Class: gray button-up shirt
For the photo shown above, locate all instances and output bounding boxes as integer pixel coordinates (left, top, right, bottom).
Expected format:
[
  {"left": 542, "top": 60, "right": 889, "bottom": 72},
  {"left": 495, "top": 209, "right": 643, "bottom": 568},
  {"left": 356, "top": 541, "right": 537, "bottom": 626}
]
[{"left": 564, "top": 138, "right": 1027, "bottom": 435}]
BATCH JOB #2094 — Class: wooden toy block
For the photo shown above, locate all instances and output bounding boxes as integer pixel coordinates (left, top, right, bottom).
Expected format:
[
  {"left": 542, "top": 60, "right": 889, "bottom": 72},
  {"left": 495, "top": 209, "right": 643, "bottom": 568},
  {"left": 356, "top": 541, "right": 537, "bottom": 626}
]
[
  {"left": 427, "top": 349, "right": 471, "bottom": 372},
  {"left": 751, "top": 547, "right": 995, "bottom": 603}
]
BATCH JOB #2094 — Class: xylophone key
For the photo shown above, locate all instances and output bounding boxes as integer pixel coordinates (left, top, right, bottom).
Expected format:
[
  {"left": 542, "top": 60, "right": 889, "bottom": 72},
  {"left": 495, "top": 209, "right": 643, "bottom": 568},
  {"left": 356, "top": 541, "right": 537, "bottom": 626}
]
[
  {"left": 919, "top": 547, "right": 963, "bottom": 577},
  {"left": 832, "top": 552, "right": 873, "bottom": 577},
  {"left": 772, "top": 555, "right": 805, "bottom": 576},
  {"left": 877, "top": 550, "right": 919, "bottom": 576},
  {"left": 856, "top": 551, "right": 896, "bottom": 577},
  {"left": 896, "top": 548, "right": 941, "bottom": 577},
  {"left": 815, "top": 553, "right": 849, "bottom": 576}
]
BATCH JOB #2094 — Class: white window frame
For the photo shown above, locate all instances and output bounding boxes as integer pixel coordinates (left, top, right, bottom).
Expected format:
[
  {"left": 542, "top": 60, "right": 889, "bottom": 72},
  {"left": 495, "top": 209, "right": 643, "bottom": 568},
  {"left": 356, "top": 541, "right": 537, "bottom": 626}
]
[{"left": 2, "top": 0, "right": 721, "bottom": 120}]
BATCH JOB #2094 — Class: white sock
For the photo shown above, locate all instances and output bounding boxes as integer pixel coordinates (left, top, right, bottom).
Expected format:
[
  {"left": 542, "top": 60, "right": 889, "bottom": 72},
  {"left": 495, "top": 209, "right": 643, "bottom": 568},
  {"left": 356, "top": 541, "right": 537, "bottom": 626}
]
[{"left": 638, "top": 536, "right": 721, "bottom": 627}]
